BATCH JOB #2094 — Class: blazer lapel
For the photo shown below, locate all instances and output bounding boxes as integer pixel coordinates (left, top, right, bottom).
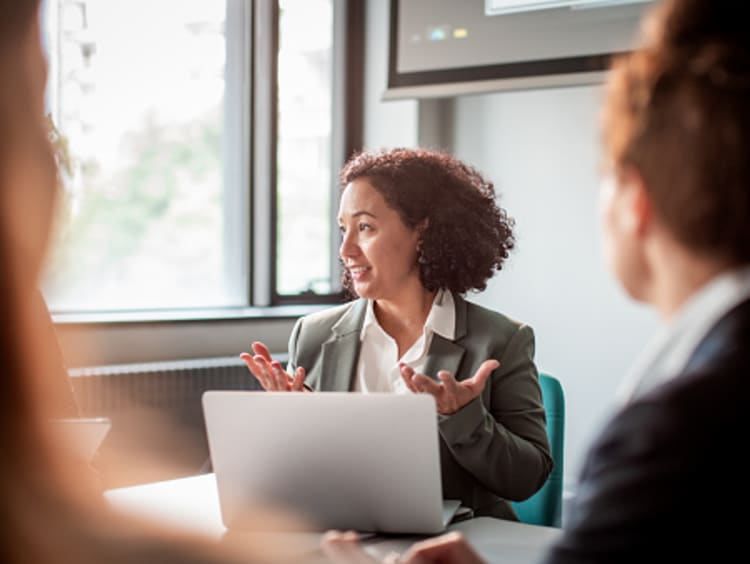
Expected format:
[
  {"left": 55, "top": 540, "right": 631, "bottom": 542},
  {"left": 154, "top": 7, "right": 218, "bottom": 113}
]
[
  {"left": 320, "top": 299, "right": 367, "bottom": 391},
  {"left": 422, "top": 292, "right": 468, "bottom": 381}
]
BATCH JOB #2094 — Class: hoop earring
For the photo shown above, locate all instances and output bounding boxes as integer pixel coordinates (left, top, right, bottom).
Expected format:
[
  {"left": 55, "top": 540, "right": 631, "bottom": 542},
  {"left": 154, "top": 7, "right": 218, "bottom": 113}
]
[{"left": 417, "top": 242, "right": 427, "bottom": 265}]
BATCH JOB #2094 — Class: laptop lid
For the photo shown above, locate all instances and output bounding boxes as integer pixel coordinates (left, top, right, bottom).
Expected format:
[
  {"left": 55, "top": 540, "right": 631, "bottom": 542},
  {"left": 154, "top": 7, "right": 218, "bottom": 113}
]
[
  {"left": 202, "top": 391, "right": 453, "bottom": 534},
  {"left": 51, "top": 417, "right": 111, "bottom": 462}
]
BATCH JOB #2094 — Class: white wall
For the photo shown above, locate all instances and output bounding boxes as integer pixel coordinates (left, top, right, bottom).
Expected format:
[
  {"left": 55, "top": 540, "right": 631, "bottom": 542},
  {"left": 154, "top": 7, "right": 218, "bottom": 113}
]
[
  {"left": 452, "top": 88, "right": 657, "bottom": 484},
  {"left": 364, "top": 1, "right": 659, "bottom": 487}
]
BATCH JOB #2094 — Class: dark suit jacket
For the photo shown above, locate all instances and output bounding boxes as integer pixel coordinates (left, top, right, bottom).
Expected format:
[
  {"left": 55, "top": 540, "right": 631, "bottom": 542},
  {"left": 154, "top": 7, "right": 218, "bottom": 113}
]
[
  {"left": 287, "top": 293, "right": 553, "bottom": 519},
  {"left": 544, "top": 298, "right": 750, "bottom": 563}
]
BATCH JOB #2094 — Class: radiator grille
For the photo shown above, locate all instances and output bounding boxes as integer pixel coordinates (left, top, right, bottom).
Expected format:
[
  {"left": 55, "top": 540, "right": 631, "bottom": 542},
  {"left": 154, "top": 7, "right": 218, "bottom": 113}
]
[
  {"left": 67, "top": 356, "right": 267, "bottom": 488},
  {"left": 69, "top": 356, "right": 262, "bottom": 415}
]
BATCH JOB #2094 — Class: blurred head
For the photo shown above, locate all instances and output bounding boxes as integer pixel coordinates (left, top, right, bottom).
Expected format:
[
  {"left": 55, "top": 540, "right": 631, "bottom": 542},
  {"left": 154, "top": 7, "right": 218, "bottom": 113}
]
[
  {"left": 0, "top": 0, "right": 99, "bottom": 532},
  {"left": 0, "top": 0, "right": 58, "bottom": 288},
  {"left": 600, "top": 0, "right": 750, "bottom": 299},
  {"left": 0, "top": 0, "right": 60, "bottom": 426},
  {"left": 0, "top": 2, "right": 82, "bottom": 557},
  {"left": 0, "top": 5, "right": 312, "bottom": 562},
  {"left": 338, "top": 147, "right": 515, "bottom": 299}
]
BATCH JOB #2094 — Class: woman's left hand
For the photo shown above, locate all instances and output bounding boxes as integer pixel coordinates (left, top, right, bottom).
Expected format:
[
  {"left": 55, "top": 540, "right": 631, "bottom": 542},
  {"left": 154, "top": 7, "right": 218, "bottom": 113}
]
[{"left": 399, "top": 359, "right": 499, "bottom": 415}]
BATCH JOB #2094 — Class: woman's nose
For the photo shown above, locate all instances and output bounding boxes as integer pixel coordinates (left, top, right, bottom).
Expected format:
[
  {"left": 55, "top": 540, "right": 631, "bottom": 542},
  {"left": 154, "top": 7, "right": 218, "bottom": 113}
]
[{"left": 339, "top": 231, "right": 358, "bottom": 259}]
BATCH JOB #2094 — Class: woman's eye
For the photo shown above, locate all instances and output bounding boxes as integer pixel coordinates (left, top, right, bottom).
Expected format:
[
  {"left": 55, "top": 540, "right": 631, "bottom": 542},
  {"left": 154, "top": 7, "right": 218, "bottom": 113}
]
[{"left": 358, "top": 223, "right": 372, "bottom": 232}]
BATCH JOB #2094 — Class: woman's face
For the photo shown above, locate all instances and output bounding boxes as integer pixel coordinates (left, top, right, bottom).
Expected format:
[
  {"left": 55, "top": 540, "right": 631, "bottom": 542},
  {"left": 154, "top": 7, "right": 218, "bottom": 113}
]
[{"left": 338, "top": 178, "right": 422, "bottom": 300}]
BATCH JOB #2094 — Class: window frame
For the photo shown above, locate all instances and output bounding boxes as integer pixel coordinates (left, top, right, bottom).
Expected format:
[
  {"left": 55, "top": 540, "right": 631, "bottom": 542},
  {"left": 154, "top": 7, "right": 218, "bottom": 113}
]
[
  {"left": 264, "top": 0, "right": 364, "bottom": 306},
  {"left": 49, "top": 0, "right": 363, "bottom": 324},
  {"left": 50, "top": 0, "right": 364, "bottom": 366}
]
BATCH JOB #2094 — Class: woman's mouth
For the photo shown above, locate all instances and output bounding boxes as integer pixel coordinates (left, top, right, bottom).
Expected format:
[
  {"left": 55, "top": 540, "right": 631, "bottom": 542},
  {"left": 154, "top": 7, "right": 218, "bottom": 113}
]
[{"left": 348, "top": 266, "right": 371, "bottom": 281}]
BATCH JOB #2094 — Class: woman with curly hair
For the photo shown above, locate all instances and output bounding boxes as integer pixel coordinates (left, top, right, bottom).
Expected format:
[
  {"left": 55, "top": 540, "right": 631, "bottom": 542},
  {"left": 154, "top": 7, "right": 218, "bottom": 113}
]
[
  {"left": 242, "top": 147, "right": 552, "bottom": 520},
  {"left": 326, "top": 0, "right": 750, "bottom": 561}
]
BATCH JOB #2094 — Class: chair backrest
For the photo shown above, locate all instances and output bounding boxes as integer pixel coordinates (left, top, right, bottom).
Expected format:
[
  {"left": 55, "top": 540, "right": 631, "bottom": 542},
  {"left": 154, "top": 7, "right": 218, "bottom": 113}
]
[{"left": 511, "top": 372, "right": 565, "bottom": 527}]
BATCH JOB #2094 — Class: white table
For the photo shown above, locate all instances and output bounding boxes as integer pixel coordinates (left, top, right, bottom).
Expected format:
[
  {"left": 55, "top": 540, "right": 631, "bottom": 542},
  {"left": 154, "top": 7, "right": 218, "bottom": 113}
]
[{"left": 105, "top": 473, "right": 562, "bottom": 563}]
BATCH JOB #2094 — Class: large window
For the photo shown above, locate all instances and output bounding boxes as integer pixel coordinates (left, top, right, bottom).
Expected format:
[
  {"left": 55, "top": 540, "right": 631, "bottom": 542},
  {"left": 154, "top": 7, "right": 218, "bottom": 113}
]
[
  {"left": 42, "top": 0, "right": 361, "bottom": 315},
  {"left": 276, "top": 0, "right": 334, "bottom": 296}
]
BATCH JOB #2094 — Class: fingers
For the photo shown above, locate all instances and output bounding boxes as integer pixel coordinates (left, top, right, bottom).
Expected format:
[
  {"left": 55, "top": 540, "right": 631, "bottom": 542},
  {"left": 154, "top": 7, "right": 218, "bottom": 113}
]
[
  {"left": 468, "top": 359, "right": 499, "bottom": 392},
  {"left": 402, "top": 365, "right": 451, "bottom": 398},
  {"left": 270, "top": 360, "right": 289, "bottom": 390},
  {"left": 321, "top": 530, "right": 380, "bottom": 564},
  {"left": 252, "top": 355, "right": 274, "bottom": 389},
  {"left": 437, "top": 371, "right": 459, "bottom": 396},
  {"left": 291, "top": 366, "right": 306, "bottom": 391},
  {"left": 410, "top": 373, "right": 442, "bottom": 395},
  {"left": 399, "top": 363, "right": 419, "bottom": 393},
  {"left": 241, "top": 349, "right": 296, "bottom": 392},
  {"left": 242, "top": 342, "right": 308, "bottom": 392},
  {"left": 251, "top": 341, "right": 273, "bottom": 362},
  {"left": 240, "top": 352, "right": 271, "bottom": 390}
]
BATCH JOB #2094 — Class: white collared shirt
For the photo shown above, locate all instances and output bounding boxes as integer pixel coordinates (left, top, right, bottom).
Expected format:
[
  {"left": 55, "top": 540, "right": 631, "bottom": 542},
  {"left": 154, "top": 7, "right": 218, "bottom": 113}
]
[
  {"left": 354, "top": 289, "right": 456, "bottom": 394},
  {"left": 616, "top": 266, "right": 750, "bottom": 405}
]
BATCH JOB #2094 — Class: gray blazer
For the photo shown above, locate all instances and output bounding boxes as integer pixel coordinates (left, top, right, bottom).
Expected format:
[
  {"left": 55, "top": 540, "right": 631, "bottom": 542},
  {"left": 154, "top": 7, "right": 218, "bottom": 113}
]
[{"left": 287, "top": 293, "right": 553, "bottom": 520}]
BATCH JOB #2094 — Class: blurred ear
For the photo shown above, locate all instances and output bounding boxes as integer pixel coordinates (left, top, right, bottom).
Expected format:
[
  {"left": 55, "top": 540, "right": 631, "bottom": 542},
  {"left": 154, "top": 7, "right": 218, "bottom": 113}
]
[{"left": 618, "top": 166, "right": 653, "bottom": 238}]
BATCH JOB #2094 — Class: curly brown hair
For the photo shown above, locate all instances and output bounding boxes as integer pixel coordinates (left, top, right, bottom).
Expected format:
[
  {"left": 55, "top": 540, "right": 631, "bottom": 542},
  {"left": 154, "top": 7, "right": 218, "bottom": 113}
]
[
  {"left": 339, "top": 147, "right": 515, "bottom": 296},
  {"left": 602, "top": 0, "right": 750, "bottom": 263}
]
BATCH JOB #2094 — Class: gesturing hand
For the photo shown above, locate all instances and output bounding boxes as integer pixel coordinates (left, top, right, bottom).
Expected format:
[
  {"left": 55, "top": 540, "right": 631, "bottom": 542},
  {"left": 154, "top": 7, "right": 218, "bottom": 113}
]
[
  {"left": 400, "top": 359, "right": 499, "bottom": 415},
  {"left": 239, "top": 341, "right": 307, "bottom": 392}
]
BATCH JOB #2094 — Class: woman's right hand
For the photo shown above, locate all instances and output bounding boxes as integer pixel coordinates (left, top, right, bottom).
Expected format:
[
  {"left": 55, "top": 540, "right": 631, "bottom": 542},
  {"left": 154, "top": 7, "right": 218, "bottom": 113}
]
[{"left": 240, "top": 341, "right": 307, "bottom": 391}]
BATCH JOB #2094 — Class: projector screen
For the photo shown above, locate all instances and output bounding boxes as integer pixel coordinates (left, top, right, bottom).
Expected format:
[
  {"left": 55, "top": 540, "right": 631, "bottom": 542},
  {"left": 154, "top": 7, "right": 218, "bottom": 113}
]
[{"left": 386, "top": 0, "right": 655, "bottom": 99}]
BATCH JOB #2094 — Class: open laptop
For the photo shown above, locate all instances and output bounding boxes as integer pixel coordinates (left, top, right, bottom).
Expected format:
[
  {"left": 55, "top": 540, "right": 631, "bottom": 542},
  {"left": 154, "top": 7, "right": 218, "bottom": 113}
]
[{"left": 202, "top": 391, "right": 460, "bottom": 534}]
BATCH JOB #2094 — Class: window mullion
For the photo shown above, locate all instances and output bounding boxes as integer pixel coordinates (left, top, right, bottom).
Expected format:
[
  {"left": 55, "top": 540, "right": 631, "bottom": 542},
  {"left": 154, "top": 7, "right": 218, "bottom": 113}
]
[
  {"left": 224, "top": 0, "right": 253, "bottom": 307},
  {"left": 251, "top": 0, "right": 279, "bottom": 307}
]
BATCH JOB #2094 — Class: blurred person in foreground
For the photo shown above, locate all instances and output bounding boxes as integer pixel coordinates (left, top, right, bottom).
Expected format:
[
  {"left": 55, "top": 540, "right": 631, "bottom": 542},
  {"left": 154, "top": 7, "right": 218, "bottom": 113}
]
[
  {"left": 0, "top": 1, "right": 312, "bottom": 562},
  {"left": 242, "top": 147, "right": 552, "bottom": 521},
  {"left": 322, "top": 0, "right": 750, "bottom": 561}
]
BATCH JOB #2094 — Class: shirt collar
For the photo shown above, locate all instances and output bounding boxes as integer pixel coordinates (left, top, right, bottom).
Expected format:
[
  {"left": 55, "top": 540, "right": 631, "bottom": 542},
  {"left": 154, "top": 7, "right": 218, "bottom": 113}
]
[
  {"left": 361, "top": 299, "right": 379, "bottom": 339},
  {"left": 424, "top": 289, "right": 456, "bottom": 340},
  {"left": 360, "top": 289, "right": 456, "bottom": 341},
  {"left": 617, "top": 265, "right": 750, "bottom": 405}
]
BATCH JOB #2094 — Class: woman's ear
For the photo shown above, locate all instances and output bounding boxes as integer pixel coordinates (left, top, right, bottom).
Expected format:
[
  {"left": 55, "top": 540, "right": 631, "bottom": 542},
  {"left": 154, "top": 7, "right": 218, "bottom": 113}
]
[{"left": 618, "top": 166, "right": 653, "bottom": 238}]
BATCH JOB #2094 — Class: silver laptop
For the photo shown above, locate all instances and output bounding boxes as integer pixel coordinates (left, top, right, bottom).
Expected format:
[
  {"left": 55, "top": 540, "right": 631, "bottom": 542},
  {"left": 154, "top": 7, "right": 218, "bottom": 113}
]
[{"left": 202, "top": 391, "right": 460, "bottom": 534}]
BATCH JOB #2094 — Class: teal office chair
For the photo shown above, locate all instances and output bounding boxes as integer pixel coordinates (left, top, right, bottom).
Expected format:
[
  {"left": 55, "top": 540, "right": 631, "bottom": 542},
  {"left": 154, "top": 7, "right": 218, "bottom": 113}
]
[{"left": 512, "top": 372, "right": 565, "bottom": 527}]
